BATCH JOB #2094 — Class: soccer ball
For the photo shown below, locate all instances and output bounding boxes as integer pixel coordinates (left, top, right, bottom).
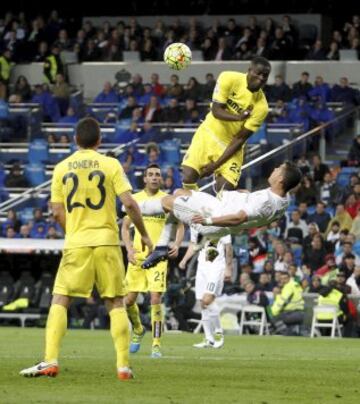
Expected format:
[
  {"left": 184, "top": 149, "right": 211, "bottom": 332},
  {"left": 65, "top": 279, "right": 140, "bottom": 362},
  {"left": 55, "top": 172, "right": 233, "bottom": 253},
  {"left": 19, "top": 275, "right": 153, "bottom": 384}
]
[{"left": 163, "top": 43, "right": 192, "bottom": 71}]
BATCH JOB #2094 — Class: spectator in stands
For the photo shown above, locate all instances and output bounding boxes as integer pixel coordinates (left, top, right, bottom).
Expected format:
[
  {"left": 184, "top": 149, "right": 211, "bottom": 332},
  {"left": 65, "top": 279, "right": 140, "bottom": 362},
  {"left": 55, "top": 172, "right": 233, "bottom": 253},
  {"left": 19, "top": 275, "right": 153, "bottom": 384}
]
[
  {"left": 167, "top": 74, "right": 184, "bottom": 99},
  {"left": 94, "top": 82, "right": 118, "bottom": 103},
  {"left": 43, "top": 45, "right": 63, "bottom": 84},
  {"left": 310, "top": 101, "right": 335, "bottom": 137},
  {"left": 319, "top": 172, "right": 344, "bottom": 206},
  {"left": 54, "top": 29, "right": 72, "bottom": 51},
  {"left": 143, "top": 95, "right": 162, "bottom": 123},
  {"left": 202, "top": 73, "right": 216, "bottom": 100},
  {"left": 164, "top": 176, "right": 176, "bottom": 193},
  {"left": 201, "top": 37, "right": 216, "bottom": 61},
  {"left": 308, "top": 76, "right": 331, "bottom": 102},
  {"left": 307, "top": 202, "right": 332, "bottom": 234},
  {"left": 347, "top": 134, "right": 360, "bottom": 166},
  {"left": 332, "top": 77, "right": 360, "bottom": 106},
  {"left": 308, "top": 275, "right": 322, "bottom": 293},
  {"left": 327, "top": 221, "right": 341, "bottom": 247},
  {"left": 2, "top": 209, "right": 21, "bottom": 234},
  {"left": 53, "top": 73, "right": 71, "bottom": 116},
  {"left": 0, "top": 49, "right": 14, "bottom": 98},
  {"left": 346, "top": 266, "right": 360, "bottom": 295},
  {"left": 305, "top": 39, "right": 327, "bottom": 60},
  {"left": 326, "top": 41, "right": 340, "bottom": 61},
  {"left": 271, "top": 271, "right": 304, "bottom": 335},
  {"left": 245, "top": 280, "right": 269, "bottom": 308},
  {"left": 285, "top": 210, "right": 308, "bottom": 244},
  {"left": 288, "top": 96, "right": 311, "bottom": 132},
  {"left": 311, "top": 154, "right": 330, "bottom": 183},
  {"left": 345, "top": 193, "right": 360, "bottom": 219},
  {"left": 252, "top": 37, "right": 270, "bottom": 59},
  {"left": 303, "top": 222, "right": 320, "bottom": 251},
  {"left": 266, "top": 74, "right": 291, "bottom": 102},
  {"left": 162, "top": 98, "right": 183, "bottom": 123},
  {"left": 303, "top": 234, "right": 327, "bottom": 273},
  {"left": 234, "top": 42, "right": 252, "bottom": 61},
  {"left": 349, "top": 37, "right": 360, "bottom": 59},
  {"left": 150, "top": 73, "right": 166, "bottom": 97},
  {"left": 130, "top": 74, "right": 144, "bottom": 97},
  {"left": 315, "top": 254, "right": 339, "bottom": 284},
  {"left": 292, "top": 72, "right": 313, "bottom": 100},
  {"left": 19, "top": 224, "right": 31, "bottom": 238},
  {"left": 339, "top": 254, "right": 357, "bottom": 279},
  {"left": 31, "top": 222, "right": 47, "bottom": 239},
  {"left": 298, "top": 202, "right": 309, "bottom": 222},
  {"left": 6, "top": 226, "right": 17, "bottom": 238},
  {"left": 350, "top": 208, "right": 360, "bottom": 240},
  {"left": 4, "top": 163, "right": 29, "bottom": 188},
  {"left": 59, "top": 134, "right": 70, "bottom": 144},
  {"left": 34, "top": 41, "right": 49, "bottom": 62},
  {"left": 269, "top": 27, "right": 292, "bottom": 60},
  {"left": 13, "top": 75, "right": 32, "bottom": 101},
  {"left": 119, "top": 96, "right": 138, "bottom": 120},
  {"left": 336, "top": 241, "right": 360, "bottom": 266},
  {"left": 81, "top": 39, "right": 101, "bottom": 62},
  {"left": 296, "top": 154, "right": 311, "bottom": 175},
  {"left": 46, "top": 225, "right": 62, "bottom": 239},
  {"left": 145, "top": 142, "right": 162, "bottom": 165},
  {"left": 256, "top": 273, "right": 274, "bottom": 292},
  {"left": 58, "top": 107, "right": 78, "bottom": 124},
  {"left": 140, "top": 39, "right": 157, "bottom": 61},
  {"left": 327, "top": 204, "right": 353, "bottom": 234},
  {"left": 295, "top": 175, "right": 317, "bottom": 206},
  {"left": 214, "top": 37, "right": 232, "bottom": 61},
  {"left": 183, "top": 77, "right": 202, "bottom": 101}
]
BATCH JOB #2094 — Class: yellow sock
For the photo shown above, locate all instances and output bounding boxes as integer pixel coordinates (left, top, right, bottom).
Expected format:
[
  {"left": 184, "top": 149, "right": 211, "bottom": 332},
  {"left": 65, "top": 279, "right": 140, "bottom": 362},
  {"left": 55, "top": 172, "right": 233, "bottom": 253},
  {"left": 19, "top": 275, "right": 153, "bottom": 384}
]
[
  {"left": 44, "top": 304, "right": 67, "bottom": 363},
  {"left": 151, "top": 304, "right": 163, "bottom": 347},
  {"left": 110, "top": 307, "right": 130, "bottom": 368},
  {"left": 182, "top": 182, "right": 199, "bottom": 191},
  {"left": 126, "top": 303, "right": 143, "bottom": 335}
]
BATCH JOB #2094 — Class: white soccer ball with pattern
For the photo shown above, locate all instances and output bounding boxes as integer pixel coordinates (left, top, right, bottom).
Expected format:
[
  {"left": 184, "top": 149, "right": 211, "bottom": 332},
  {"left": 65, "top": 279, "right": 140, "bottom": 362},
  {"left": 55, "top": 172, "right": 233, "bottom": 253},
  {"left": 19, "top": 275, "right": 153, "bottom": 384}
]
[{"left": 163, "top": 43, "right": 192, "bottom": 71}]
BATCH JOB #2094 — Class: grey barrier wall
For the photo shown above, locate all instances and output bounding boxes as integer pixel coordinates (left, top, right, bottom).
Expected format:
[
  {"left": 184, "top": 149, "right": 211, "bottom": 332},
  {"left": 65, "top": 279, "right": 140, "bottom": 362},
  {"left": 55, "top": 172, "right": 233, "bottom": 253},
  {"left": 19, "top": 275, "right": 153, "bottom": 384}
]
[{"left": 11, "top": 61, "right": 360, "bottom": 100}]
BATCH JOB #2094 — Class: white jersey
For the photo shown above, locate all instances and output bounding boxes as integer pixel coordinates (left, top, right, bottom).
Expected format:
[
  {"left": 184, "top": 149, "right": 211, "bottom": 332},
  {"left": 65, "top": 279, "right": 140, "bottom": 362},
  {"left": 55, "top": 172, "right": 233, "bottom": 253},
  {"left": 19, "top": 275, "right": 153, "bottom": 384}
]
[
  {"left": 191, "top": 230, "right": 231, "bottom": 299},
  {"left": 173, "top": 188, "right": 288, "bottom": 237}
]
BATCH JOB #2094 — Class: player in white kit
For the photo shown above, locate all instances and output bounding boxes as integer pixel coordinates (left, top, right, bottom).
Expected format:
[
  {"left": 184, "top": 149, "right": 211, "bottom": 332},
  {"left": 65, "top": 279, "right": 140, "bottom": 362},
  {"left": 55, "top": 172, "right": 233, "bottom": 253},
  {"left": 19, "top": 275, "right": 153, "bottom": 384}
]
[
  {"left": 179, "top": 231, "right": 233, "bottom": 348},
  {"left": 139, "top": 162, "right": 302, "bottom": 269}
]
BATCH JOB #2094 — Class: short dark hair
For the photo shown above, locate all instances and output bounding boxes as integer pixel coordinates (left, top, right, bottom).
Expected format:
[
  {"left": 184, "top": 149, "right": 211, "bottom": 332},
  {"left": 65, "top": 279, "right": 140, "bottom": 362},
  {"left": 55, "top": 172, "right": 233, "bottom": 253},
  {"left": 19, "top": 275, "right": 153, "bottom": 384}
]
[
  {"left": 144, "top": 163, "right": 161, "bottom": 176},
  {"left": 251, "top": 56, "right": 271, "bottom": 69},
  {"left": 282, "top": 161, "right": 302, "bottom": 193},
  {"left": 75, "top": 118, "right": 101, "bottom": 148},
  {"left": 301, "top": 71, "right": 309, "bottom": 76}
]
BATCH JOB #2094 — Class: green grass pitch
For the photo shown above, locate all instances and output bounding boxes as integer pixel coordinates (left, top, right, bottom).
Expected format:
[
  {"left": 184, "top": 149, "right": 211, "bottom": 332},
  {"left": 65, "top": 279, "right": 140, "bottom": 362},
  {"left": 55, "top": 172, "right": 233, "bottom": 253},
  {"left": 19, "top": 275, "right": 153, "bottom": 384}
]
[{"left": 1, "top": 327, "right": 360, "bottom": 403}]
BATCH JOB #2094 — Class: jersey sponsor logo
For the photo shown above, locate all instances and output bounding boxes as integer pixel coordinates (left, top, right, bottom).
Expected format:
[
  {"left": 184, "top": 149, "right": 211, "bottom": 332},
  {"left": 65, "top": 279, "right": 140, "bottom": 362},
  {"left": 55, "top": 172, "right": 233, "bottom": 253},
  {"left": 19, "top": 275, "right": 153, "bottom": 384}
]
[{"left": 226, "top": 98, "right": 243, "bottom": 113}]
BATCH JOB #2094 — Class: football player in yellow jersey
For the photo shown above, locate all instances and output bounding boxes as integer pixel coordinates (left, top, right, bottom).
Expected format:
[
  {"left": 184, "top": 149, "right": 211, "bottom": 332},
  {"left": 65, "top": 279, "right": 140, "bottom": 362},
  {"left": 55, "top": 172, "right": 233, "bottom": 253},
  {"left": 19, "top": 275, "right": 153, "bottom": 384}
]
[
  {"left": 182, "top": 56, "right": 271, "bottom": 191},
  {"left": 122, "top": 164, "right": 184, "bottom": 358},
  {"left": 20, "top": 118, "right": 153, "bottom": 381}
]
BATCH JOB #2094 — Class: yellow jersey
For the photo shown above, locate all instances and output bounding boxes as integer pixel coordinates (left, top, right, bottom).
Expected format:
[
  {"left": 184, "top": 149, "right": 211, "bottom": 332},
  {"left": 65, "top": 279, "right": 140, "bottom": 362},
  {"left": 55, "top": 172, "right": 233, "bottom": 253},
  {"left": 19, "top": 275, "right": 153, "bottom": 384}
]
[
  {"left": 129, "top": 189, "right": 167, "bottom": 261},
  {"left": 203, "top": 71, "right": 269, "bottom": 142},
  {"left": 51, "top": 149, "right": 132, "bottom": 249}
]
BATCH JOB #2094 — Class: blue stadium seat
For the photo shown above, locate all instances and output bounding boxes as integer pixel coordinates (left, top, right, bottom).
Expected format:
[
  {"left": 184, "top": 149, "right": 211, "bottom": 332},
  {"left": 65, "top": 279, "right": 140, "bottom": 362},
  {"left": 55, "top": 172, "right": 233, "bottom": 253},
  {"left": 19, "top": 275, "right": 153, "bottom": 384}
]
[
  {"left": 292, "top": 247, "right": 303, "bottom": 266},
  {"left": 19, "top": 207, "right": 35, "bottom": 224},
  {"left": 28, "top": 140, "right": 49, "bottom": 164},
  {"left": 161, "top": 140, "right": 181, "bottom": 164},
  {"left": 336, "top": 173, "right": 350, "bottom": 187},
  {"left": 0, "top": 165, "right": 5, "bottom": 187},
  {"left": 24, "top": 163, "right": 46, "bottom": 186},
  {"left": 247, "top": 124, "right": 266, "bottom": 144},
  {"left": 353, "top": 241, "right": 360, "bottom": 256},
  {"left": 307, "top": 205, "right": 316, "bottom": 215}
]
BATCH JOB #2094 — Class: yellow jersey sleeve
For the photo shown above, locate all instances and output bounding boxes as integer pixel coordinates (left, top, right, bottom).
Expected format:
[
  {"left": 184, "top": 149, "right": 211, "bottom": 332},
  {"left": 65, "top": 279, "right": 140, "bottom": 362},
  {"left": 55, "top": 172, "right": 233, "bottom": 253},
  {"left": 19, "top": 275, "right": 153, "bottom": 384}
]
[
  {"left": 244, "top": 97, "right": 269, "bottom": 133},
  {"left": 112, "top": 160, "right": 132, "bottom": 196},
  {"left": 212, "top": 72, "right": 233, "bottom": 104},
  {"left": 51, "top": 165, "right": 64, "bottom": 204}
]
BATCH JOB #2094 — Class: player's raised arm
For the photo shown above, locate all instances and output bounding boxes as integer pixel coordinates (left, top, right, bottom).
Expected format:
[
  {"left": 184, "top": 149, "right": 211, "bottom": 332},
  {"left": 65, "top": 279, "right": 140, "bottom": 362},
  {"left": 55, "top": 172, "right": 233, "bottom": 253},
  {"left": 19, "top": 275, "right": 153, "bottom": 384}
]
[
  {"left": 119, "top": 191, "right": 153, "bottom": 253},
  {"left": 211, "top": 102, "right": 253, "bottom": 122},
  {"left": 192, "top": 210, "right": 248, "bottom": 227}
]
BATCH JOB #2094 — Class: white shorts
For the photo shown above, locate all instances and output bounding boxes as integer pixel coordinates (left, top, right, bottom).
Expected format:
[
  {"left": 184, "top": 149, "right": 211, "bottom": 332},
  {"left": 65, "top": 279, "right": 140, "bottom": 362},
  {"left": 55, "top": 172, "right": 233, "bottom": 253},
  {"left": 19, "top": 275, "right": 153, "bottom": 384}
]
[
  {"left": 173, "top": 191, "right": 221, "bottom": 226},
  {"left": 195, "top": 255, "right": 225, "bottom": 300}
]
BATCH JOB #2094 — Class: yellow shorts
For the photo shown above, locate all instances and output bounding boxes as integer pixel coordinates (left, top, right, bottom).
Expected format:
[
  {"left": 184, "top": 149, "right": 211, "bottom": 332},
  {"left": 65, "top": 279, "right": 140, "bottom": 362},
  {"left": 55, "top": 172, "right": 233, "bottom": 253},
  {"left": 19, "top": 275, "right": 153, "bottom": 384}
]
[
  {"left": 182, "top": 125, "right": 244, "bottom": 187},
  {"left": 53, "top": 246, "right": 127, "bottom": 298},
  {"left": 126, "top": 260, "right": 167, "bottom": 293}
]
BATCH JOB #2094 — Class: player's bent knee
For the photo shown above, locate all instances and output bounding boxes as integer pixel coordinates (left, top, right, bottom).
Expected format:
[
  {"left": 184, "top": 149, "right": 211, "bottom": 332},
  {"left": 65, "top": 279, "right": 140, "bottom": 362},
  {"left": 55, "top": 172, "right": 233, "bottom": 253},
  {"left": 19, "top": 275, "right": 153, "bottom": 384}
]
[
  {"left": 52, "top": 293, "right": 72, "bottom": 308},
  {"left": 105, "top": 296, "right": 125, "bottom": 312},
  {"left": 150, "top": 292, "right": 162, "bottom": 305},
  {"left": 182, "top": 165, "right": 199, "bottom": 185}
]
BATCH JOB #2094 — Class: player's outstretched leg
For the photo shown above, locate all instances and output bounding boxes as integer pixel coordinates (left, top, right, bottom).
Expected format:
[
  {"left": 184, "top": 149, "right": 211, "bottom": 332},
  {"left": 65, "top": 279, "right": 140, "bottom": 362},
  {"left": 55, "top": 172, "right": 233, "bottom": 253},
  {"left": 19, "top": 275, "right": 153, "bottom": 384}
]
[{"left": 20, "top": 297, "right": 68, "bottom": 377}]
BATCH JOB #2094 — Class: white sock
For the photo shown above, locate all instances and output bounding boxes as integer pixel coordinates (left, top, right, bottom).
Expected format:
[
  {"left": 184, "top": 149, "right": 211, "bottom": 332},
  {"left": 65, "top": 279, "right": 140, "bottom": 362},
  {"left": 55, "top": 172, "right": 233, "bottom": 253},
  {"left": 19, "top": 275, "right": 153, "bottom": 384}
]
[
  {"left": 138, "top": 199, "right": 164, "bottom": 216},
  {"left": 156, "top": 214, "right": 177, "bottom": 246},
  {"left": 201, "top": 308, "right": 214, "bottom": 343},
  {"left": 207, "top": 301, "right": 222, "bottom": 334}
]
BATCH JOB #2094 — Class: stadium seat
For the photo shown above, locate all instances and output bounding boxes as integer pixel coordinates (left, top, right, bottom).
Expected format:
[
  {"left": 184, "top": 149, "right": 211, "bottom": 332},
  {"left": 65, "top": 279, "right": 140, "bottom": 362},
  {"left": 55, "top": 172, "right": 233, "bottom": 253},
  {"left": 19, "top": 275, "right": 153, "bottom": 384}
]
[
  {"left": 353, "top": 240, "right": 360, "bottom": 256},
  {"left": 336, "top": 173, "right": 350, "bottom": 187},
  {"left": 239, "top": 305, "right": 270, "bottom": 336},
  {"left": 24, "top": 163, "right": 47, "bottom": 186},
  {"left": 161, "top": 140, "right": 181, "bottom": 164},
  {"left": 28, "top": 140, "right": 49, "bottom": 164},
  {"left": 310, "top": 306, "right": 343, "bottom": 338},
  {"left": 339, "top": 50, "right": 358, "bottom": 61}
]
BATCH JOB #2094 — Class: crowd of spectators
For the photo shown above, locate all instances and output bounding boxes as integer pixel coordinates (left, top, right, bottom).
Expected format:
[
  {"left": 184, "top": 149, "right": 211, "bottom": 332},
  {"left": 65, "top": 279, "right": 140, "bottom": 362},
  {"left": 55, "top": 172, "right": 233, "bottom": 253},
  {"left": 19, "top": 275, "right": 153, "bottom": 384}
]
[{"left": 1, "top": 11, "right": 360, "bottom": 67}]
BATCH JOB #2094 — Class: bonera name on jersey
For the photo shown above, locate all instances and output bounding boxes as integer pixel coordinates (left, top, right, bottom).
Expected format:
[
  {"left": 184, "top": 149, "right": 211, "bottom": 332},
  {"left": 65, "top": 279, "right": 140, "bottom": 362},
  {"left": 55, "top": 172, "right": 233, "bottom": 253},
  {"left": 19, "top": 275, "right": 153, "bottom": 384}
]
[
  {"left": 68, "top": 160, "right": 100, "bottom": 170},
  {"left": 226, "top": 98, "right": 243, "bottom": 114},
  {"left": 145, "top": 214, "right": 166, "bottom": 221}
]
